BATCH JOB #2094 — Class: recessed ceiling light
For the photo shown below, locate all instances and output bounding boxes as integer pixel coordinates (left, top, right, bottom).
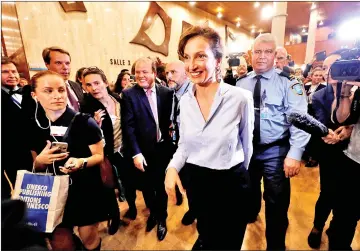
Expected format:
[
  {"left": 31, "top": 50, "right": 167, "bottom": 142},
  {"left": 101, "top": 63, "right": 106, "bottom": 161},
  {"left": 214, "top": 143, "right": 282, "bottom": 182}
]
[
  {"left": 251, "top": 28, "right": 255, "bottom": 33},
  {"left": 217, "top": 12, "right": 223, "bottom": 19},
  {"left": 236, "top": 22, "right": 241, "bottom": 27},
  {"left": 261, "top": 5, "right": 274, "bottom": 19},
  {"left": 254, "top": 2, "right": 260, "bottom": 8},
  {"left": 189, "top": 2, "right": 196, "bottom": 6}
]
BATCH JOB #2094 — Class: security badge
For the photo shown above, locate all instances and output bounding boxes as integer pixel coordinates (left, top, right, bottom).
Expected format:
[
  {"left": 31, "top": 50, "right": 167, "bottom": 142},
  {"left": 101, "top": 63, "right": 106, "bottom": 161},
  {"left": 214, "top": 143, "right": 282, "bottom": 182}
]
[
  {"left": 50, "top": 126, "right": 68, "bottom": 136},
  {"left": 291, "top": 83, "right": 304, "bottom": 95}
]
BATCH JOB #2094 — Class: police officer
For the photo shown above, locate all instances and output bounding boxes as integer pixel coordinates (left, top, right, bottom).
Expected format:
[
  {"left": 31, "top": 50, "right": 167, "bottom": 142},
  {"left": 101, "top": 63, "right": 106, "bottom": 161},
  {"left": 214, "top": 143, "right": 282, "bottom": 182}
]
[
  {"left": 236, "top": 33, "right": 310, "bottom": 250},
  {"left": 165, "top": 60, "right": 195, "bottom": 225}
]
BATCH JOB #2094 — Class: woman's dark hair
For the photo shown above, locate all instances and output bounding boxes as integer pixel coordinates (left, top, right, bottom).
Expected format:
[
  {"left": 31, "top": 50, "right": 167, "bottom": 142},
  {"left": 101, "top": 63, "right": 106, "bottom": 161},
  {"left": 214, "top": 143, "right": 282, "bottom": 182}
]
[
  {"left": 82, "top": 66, "right": 108, "bottom": 83},
  {"left": 178, "top": 25, "right": 223, "bottom": 60},
  {"left": 114, "top": 72, "right": 131, "bottom": 94},
  {"left": 30, "top": 70, "right": 64, "bottom": 91},
  {"left": 75, "top": 67, "right": 86, "bottom": 84}
]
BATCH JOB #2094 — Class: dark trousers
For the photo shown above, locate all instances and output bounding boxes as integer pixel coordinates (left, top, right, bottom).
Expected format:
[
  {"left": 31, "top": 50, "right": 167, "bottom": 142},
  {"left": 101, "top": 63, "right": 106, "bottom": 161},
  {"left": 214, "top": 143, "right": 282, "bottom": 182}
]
[
  {"left": 312, "top": 144, "right": 344, "bottom": 231},
  {"left": 248, "top": 141, "right": 290, "bottom": 250},
  {"left": 142, "top": 141, "right": 171, "bottom": 221},
  {"left": 328, "top": 155, "right": 360, "bottom": 250},
  {"left": 176, "top": 165, "right": 195, "bottom": 216},
  {"left": 109, "top": 152, "right": 137, "bottom": 209},
  {"left": 187, "top": 162, "right": 249, "bottom": 250}
]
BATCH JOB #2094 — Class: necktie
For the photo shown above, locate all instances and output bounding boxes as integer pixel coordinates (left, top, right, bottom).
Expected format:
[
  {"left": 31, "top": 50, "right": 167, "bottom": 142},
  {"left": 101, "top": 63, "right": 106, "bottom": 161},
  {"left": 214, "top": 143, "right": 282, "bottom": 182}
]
[
  {"left": 146, "top": 89, "right": 160, "bottom": 141},
  {"left": 253, "top": 75, "right": 262, "bottom": 143},
  {"left": 66, "top": 84, "right": 79, "bottom": 112}
]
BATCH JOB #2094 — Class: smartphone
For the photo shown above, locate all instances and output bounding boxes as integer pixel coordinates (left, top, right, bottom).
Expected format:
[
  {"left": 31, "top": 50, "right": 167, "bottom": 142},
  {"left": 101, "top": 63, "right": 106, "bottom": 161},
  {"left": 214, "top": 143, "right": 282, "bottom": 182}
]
[
  {"left": 315, "top": 51, "right": 326, "bottom": 61},
  {"left": 51, "top": 142, "right": 68, "bottom": 153}
]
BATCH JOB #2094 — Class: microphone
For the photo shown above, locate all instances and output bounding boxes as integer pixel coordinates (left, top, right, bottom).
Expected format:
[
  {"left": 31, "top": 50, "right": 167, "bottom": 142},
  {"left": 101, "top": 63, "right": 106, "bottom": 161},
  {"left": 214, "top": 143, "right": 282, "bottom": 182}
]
[{"left": 288, "top": 112, "right": 329, "bottom": 137}]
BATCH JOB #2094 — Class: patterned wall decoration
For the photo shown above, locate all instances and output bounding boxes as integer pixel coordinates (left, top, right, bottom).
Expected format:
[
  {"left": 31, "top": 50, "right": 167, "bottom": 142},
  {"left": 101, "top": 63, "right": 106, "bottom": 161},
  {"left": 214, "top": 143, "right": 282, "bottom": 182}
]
[{"left": 130, "top": 2, "right": 172, "bottom": 56}]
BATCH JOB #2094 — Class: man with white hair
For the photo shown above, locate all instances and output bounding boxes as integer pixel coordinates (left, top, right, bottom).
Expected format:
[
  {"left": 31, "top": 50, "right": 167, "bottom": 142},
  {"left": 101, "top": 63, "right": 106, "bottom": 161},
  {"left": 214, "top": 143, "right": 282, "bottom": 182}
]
[
  {"left": 236, "top": 33, "right": 310, "bottom": 250},
  {"left": 275, "top": 46, "right": 289, "bottom": 70}
]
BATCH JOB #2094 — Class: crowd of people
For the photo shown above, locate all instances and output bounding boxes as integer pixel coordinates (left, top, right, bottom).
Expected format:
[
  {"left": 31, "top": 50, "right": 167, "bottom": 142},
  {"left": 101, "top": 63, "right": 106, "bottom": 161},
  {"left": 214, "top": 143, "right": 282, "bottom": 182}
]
[{"left": 1, "top": 25, "right": 359, "bottom": 251}]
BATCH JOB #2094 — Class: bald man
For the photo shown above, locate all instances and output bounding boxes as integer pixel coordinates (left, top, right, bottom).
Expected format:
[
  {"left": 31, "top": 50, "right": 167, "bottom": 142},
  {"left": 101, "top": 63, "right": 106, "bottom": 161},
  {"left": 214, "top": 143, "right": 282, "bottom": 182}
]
[
  {"left": 275, "top": 47, "right": 289, "bottom": 70},
  {"left": 165, "top": 61, "right": 195, "bottom": 225}
]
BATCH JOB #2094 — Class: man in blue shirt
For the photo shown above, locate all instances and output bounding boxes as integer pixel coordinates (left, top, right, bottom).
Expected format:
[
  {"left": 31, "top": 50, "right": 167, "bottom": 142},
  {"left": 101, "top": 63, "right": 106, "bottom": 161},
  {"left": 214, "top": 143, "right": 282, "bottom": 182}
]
[
  {"left": 165, "top": 60, "right": 195, "bottom": 225},
  {"left": 236, "top": 33, "right": 310, "bottom": 250}
]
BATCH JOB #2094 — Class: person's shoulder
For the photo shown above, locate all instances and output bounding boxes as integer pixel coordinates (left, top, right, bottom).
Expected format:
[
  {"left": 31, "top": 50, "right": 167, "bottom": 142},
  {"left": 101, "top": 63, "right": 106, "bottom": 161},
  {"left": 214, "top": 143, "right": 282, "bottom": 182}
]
[
  {"left": 313, "top": 87, "right": 326, "bottom": 101},
  {"left": 275, "top": 68, "right": 297, "bottom": 82},
  {"left": 157, "top": 83, "right": 172, "bottom": 94},
  {"left": 235, "top": 71, "right": 254, "bottom": 85},
  {"left": 228, "top": 83, "right": 253, "bottom": 101},
  {"left": 122, "top": 84, "right": 139, "bottom": 96}
]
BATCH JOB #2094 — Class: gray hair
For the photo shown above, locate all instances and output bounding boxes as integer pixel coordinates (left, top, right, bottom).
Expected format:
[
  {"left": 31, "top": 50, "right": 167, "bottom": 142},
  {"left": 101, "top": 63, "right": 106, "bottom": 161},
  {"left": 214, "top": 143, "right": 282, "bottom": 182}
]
[
  {"left": 275, "top": 46, "right": 288, "bottom": 57},
  {"left": 252, "top": 33, "right": 277, "bottom": 51}
]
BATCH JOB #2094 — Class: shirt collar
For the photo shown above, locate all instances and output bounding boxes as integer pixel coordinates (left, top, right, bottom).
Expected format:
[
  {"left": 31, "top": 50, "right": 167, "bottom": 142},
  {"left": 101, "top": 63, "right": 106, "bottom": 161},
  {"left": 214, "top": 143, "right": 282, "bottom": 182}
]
[
  {"left": 252, "top": 68, "right": 275, "bottom": 80},
  {"left": 143, "top": 83, "right": 156, "bottom": 93},
  {"left": 1, "top": 85, "right": 19, "bottom": 94},
  {"left": 189, "top": 80, "right": 229, "bottom": 99},
  {"left": 176, "top": 80, "right": 191, "bottom": 97}
]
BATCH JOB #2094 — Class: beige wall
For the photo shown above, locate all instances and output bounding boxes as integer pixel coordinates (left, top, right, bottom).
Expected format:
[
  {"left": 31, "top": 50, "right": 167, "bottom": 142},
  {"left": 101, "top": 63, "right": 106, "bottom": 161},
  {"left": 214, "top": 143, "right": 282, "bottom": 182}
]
[{"left": 15, "top": 2, "right": 253, "bottom": 83}]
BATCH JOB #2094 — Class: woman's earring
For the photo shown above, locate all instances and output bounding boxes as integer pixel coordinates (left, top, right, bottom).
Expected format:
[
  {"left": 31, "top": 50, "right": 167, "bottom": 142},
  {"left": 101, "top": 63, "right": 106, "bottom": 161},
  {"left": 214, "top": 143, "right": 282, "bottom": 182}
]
[{"left": 216, "top": 66, "right": 222, "bottom": 83}]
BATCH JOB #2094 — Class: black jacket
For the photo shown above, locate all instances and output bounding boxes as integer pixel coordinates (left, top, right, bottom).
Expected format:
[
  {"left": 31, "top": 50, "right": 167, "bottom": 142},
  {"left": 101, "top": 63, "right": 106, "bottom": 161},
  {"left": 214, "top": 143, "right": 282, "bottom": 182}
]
[{"left": 80, "top": 91, "right": 122, "bottom": 157}]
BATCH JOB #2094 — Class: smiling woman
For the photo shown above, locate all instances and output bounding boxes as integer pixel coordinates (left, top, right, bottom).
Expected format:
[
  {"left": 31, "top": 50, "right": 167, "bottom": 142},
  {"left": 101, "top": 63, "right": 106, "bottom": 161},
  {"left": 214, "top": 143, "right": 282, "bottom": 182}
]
[{"left": 165, "top": 25, "right": 254, "bottom": 250}]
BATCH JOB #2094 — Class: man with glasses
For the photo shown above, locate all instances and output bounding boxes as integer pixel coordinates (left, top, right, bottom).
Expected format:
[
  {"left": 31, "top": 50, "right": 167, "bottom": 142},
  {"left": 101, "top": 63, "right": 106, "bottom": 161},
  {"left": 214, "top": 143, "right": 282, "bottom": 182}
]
[{"left": 236, "top": 33, "right": 310, "bottom": 250}]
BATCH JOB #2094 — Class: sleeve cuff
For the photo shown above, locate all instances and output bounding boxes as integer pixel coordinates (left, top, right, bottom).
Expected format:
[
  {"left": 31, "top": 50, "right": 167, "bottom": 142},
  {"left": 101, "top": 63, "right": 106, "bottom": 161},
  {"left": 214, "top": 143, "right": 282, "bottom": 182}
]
[
  {"left": 167, "top": 158, "right": 183, "bottom": 173},
  {"left": 132, "top": 153, "right": 142, "bottom": 159},
  {"left": 286, "top": 146, "right": 304, "bottom": 161}
]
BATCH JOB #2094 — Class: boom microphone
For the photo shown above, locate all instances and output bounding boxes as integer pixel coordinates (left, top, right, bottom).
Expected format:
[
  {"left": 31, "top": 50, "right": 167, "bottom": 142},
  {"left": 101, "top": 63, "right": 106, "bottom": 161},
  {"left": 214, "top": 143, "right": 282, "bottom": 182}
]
[{"left": 288, "top": 112, "right": 329, "bottom": 137}]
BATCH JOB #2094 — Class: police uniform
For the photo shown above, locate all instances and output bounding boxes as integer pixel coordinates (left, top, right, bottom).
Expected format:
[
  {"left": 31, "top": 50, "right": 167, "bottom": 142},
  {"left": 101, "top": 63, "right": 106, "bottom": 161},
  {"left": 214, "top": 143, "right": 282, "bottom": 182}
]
[{"left": 236, "top": 68, "right": 310, "bottom": 250}]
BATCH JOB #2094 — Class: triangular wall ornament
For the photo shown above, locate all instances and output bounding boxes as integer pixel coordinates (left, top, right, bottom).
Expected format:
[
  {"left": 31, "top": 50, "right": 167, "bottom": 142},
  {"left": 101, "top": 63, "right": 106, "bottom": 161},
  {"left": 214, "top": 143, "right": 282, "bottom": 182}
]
[{"left": 130, "top": 2, "right": 172, "bottom": 56}]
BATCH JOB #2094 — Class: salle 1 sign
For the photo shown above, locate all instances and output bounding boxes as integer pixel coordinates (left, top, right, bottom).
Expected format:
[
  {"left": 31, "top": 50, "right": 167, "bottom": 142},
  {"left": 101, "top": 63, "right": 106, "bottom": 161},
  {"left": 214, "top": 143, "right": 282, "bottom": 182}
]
[{"left": 110, "top": 59, "right": 132, "bottom": 66}]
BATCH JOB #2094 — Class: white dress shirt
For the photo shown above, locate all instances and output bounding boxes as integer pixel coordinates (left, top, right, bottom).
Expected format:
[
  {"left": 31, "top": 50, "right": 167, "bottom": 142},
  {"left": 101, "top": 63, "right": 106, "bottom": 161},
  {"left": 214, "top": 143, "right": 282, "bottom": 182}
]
[{"left": 169, "top": 81, "right": 254, "bottom": 172}]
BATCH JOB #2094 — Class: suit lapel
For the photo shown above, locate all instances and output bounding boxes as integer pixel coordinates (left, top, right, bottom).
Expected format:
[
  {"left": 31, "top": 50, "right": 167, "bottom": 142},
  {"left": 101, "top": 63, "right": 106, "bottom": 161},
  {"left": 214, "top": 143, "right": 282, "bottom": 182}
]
[{"left": 135, "top": 85, "right": 156, "bottom": 123}]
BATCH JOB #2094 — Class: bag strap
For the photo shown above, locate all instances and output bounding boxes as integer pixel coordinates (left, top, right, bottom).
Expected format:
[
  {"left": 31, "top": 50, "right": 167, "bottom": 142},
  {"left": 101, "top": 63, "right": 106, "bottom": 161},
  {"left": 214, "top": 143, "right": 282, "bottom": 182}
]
[{"left": 4, "top": 170, "right": 14, "bottom": 196}]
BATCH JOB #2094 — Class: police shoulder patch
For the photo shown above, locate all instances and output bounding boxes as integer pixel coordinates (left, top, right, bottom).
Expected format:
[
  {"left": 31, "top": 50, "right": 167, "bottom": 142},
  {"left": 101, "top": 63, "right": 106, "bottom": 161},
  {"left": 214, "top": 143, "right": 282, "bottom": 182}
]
[{"left": 290, "top": 82, "right": 304, "bottom": 95}]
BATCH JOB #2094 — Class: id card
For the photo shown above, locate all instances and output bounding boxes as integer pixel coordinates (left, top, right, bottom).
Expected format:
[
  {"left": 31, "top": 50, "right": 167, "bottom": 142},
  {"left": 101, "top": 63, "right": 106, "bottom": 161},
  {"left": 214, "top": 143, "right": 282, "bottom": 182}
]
[
  {"left": 50, "top": 126, "right": 68, "bottom": 136},
  {"left": 260, "top": 107, "right": 270, "bottom": 119}
]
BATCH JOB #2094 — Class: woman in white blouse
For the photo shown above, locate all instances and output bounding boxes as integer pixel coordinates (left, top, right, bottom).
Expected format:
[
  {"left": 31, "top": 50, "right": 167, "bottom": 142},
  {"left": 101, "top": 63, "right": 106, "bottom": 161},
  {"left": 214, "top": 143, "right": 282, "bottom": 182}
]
[{"left": 165, "top": 25, "right": 254, "bottom": 250}]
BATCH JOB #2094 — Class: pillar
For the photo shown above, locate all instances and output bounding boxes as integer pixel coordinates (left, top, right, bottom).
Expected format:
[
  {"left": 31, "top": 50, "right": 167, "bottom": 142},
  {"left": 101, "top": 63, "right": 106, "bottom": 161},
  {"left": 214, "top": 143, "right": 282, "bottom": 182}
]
[
  {"left": 271, "top": 2, "right": 288, "bottom": 47},
  {"left": 305, "top": 7, "right": 318, "bottom": 63}
]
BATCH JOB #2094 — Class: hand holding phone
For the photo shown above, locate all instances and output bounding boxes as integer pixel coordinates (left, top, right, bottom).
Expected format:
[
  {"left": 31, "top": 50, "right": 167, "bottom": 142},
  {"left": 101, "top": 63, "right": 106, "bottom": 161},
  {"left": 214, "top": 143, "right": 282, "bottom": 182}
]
[{"left": 51, "top": 142, "right": 68, "bottom": 153}]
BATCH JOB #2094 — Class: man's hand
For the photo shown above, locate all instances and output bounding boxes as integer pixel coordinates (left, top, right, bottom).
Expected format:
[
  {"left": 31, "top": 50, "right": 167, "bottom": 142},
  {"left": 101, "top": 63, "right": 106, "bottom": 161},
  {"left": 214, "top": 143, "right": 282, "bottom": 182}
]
[
  {"left": 334, "top": 125, "right": 353, "bottom": 141},
  {"left": 283, "top": 157, "right": 301, "bottom": 178},
  {"left": 133, "top": 154, "right": 147, "bottom": 172},
  {"left": 164, "top": 167, "right": 185, "bottom": 205},
  {"left": 322, "top": 129, "right": 340, "bottom": 144}
]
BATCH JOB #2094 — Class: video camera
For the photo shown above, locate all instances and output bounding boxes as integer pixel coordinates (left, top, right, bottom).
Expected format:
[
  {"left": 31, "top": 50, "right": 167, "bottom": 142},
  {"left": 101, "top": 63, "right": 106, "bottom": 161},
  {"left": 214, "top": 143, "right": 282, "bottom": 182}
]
[
  {"left": 226, "top": 52, "right": 245, "bottom": 67},
  {"left": 330, "top": 43, "right": 360, "bottom": 81}
]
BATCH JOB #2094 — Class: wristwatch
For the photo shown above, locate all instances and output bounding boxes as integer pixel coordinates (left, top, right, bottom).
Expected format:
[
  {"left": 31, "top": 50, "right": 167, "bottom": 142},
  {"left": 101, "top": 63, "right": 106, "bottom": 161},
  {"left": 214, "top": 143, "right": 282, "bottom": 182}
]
[{"left": 81, "top": 158, "right": 88, "bottom": 169}]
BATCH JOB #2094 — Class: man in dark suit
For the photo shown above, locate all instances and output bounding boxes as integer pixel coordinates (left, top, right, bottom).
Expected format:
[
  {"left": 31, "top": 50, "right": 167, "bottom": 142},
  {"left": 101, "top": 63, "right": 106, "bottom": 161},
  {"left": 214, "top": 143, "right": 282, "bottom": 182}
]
[
  {"left": 42, "top": 46, "right": 83, "bottom": 111},
  {"left": 307, "top": 53, "right": 353, "bottom": 249},
  {"left": 1, "top": 57, "right": 33, "bottom": 200},
  {"left": 121, "top": 57, "right": 173, "bottom": 241}
]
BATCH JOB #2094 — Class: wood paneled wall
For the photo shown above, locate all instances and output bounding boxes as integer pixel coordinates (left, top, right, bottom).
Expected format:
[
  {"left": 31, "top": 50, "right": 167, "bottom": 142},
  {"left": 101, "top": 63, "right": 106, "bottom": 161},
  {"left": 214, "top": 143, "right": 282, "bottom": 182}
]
[{"left": 15, "top": 2, "right": 252, "bottom": 82}]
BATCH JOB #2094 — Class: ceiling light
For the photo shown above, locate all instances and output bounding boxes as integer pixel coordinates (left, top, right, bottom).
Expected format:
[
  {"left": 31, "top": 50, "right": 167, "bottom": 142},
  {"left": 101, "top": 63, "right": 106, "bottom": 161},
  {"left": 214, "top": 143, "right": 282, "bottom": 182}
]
[
  {"left": 302, "top": 28, "right": 306, "bottom": 33},
  {"left": 254, "top": 2, "right": 260, "bottom": 8},
  {"left": 337, "top": 18, "right": 360, "bottom": 41},
  {"left": 2, "top": 15, "right": 17, "bottom": 21},
  {"left": 261, "top": 5, "right": 274, "bottom": 19},
  {"left": 236, "top": 22, "right": 241, "bottom": 27},
  {"left": 319, "top": 20, "right": 324, "bottom": 26},
  {"left": 251, "top": 28, "right": 255, "bottom": 33},
  {"left": 216, "top": 7, "right": 223, "bottom": 12},
  {"left": 217, "top": 12, "right": 223, "bottom": 19},
  {"left": 189, "top": 2, "right": 196, "bottom": 6}
]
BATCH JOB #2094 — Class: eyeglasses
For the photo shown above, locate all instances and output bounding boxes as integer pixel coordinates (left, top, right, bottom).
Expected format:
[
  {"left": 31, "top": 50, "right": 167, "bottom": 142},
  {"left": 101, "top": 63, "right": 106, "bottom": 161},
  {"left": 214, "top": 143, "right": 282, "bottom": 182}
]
[{"left": 253, "top": 49, "right": 274, "bottom": 56}]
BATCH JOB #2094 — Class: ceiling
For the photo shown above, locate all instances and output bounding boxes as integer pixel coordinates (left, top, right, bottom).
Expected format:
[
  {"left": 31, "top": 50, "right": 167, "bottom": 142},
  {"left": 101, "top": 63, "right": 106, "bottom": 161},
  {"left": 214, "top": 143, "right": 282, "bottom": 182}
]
[
  {"left": 1, "top": 2, "right": 23, "bottom": 57},
  {"left": 184, "top": 1, "right": 360, "bottom": 35}
]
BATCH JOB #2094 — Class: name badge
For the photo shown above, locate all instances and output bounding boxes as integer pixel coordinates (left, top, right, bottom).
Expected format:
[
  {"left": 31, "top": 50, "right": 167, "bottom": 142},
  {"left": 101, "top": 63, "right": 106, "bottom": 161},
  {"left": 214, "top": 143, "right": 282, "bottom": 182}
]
[
  {"left": 50, "top": 126, "right": 68, "bottom": 136},
  {"left": 260, "top": 107, "right": 269, "bottom": 119}
]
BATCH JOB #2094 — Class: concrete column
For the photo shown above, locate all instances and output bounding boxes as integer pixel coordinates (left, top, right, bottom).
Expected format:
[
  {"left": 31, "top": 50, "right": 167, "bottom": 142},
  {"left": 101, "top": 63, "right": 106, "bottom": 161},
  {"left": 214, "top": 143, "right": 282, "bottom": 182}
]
[
  {"left": 305, "top": 7, "right": 318, "bottom": 63},
  {"left": 271, "top": 2, "right": 288, "bottom": 46}
]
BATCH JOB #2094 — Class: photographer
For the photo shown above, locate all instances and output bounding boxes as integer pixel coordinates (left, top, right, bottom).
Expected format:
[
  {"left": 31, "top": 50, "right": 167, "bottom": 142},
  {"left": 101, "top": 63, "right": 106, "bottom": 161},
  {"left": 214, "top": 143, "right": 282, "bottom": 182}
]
[
  {"left": 224, "top": 55, "right": 248, "bottom": 86},
  {"left": 327, "top": 78, "right": 360, "bottom": 250}
]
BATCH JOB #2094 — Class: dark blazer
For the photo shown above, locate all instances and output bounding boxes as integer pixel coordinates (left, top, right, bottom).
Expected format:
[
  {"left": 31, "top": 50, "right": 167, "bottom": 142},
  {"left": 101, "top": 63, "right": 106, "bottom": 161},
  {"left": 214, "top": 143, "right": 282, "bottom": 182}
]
[
  {"left": 80, "top": 92, "right": 121, "bottom": 157},
  {"left": 68, "top": 80, "right": 84, "bottom": 103},
  {"left": 312, "top": 84, "right": 335, "bottom": 127},
  {"left": 305, "top": 83, "right": 326, "bottom": 96},
  {"left": 1, "top": 89, "right": 33, "bottom": 199},
  {"left": 121, "top": 84, "right": 173, "bottom": 158}
]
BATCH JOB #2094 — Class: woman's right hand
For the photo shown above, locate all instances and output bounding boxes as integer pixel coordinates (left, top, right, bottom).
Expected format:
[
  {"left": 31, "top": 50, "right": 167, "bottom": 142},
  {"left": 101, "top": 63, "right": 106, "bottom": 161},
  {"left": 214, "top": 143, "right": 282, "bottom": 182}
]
[
  {"left": 165, "top": 167, "right": 185, "bottom": 205},
  {"left": 35, "top": 140, "right": 69, "bottom": 165},
  {"left": 94, "top": 109, "right": 106, "bottom": 127}
]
